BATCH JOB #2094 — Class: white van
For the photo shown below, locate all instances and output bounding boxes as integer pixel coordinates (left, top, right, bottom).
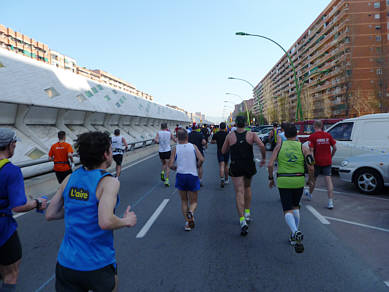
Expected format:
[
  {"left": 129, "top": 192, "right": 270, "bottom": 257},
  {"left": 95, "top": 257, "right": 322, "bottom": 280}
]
[{"left": 325, "top": 113, "right": 389, "bottom": 169}]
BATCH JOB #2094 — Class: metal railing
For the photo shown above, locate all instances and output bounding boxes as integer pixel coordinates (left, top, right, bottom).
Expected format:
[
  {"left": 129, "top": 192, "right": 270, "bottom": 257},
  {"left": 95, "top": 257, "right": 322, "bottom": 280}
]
[{"left": 17, "top": 138, "right": 155, "bottom": 179}]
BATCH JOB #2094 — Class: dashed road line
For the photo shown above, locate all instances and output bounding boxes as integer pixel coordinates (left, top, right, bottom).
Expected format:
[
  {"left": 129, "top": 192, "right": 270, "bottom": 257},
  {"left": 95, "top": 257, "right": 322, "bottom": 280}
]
[
  {"left": 136, "top": 199, "right": 170, "bottom": 238},
  {"left": 305, "top": 205, "right": 330, "bottom": 224},
  {"left": 384, "top": 281, "right": 389, "bottom": 287},
  {"left": 324, "top": 216, "right": 389, "bottom": 233}
]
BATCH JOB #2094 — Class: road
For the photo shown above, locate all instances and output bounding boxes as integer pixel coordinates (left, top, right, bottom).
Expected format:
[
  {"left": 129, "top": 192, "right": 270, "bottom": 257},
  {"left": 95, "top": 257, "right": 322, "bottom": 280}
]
[{"left": 14, "top": 144, "right": 389, "bottom": 291}]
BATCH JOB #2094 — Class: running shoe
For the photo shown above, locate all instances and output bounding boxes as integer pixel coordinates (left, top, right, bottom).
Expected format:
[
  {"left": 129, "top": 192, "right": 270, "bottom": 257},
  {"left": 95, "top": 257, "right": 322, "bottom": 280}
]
[
  {"left": 220, "top": 179, "right": 225, "bottom": 188},
  {"left": 224, "top": 179, "right": 229, "bottom": 185},
  {"left": 293, "top": 231, "right": 304, "bottom": 253},
  {"left": 244, "top": 213, "right": 252, "bottom": 224},
  {"left": 304, "top": 188, "right": 312, "bottom": 201},
  {"left": 289, "top": 234, "right": 296, "bottom": 246},
  {"left": 160, "top": 171, "right": 165, "bottom": 182},
  {"left": 328, "top": 199, "right": 334, "bottom": 209},
  {"left": 240, "top": 220, "right": 248, "bottom": 236},
  {"left": 186, "top": 211, "right": 195, "bottom": 229},
  {"left": 164, "top": 179, "right": 170, "bottom": 187},
  {"left": 184, "top": 222, "right": 191, "bottom": 231}
]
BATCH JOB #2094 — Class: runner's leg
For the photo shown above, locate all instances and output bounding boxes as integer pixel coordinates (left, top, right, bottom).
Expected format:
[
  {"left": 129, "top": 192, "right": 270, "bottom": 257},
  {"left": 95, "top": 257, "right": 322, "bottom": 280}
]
[
  {"left": 188, "top": 191, "right": 198, "bottom": 214},
  {"left": 0, "top": 260, "right": 21, "bottom": 285},
  {"left": 219, "top": 162, "right": 225, "bottom": 179},
  {"left": 164, "top": 159, "right": 170, "bottom": 179},
  {"left": 325, "top": 175, "right": 334, "bottom": 199},
  {"left": 224, "top": 163, "right": 229, "bottom": 181},
  {"left": 243, "top": 177, "right": 252, "bottom": 222},
  {"left": 178, "top": 190, "right": 189, "bottom": 219},
  {"left": 232, "top": 176, "right": 245, "bottom": 218},
  {"left": 116, "top": 164, "right": 121, "bottom": 177}
]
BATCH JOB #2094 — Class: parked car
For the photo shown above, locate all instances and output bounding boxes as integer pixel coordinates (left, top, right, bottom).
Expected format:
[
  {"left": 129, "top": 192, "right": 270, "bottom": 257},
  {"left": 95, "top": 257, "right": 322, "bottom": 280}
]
[
  {"left": 261, "top": 127, "right": 280, "bottom": 151},
  {"left": 326, "top": 113, "right": 389, "bottom": 169},
  {"left": 251, "top": 125, "right": 272, "bottom": 132},
  {"left": 339, "top": 154, "right": 389, "bottom": 194},
  {"left": 257, "top": 127, "right": 273, "bottom": 141}
]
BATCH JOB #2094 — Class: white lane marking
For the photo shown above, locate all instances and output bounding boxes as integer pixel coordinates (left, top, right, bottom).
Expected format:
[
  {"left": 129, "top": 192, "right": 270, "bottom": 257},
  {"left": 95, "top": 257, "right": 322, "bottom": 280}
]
[
  {"left": 314, "top": 187, "right": 389, "bottom": 201},
  {"left": 305, "top": 205, "right": 330, "bottom": 225},
  {"left": 324, "top": 216, "right": 389, "bottom": 233},
  {"left": 14, "top": 153, "right": 158, "bottom": 220},
  {"left": 384, "top": 281, "right": 389, "bottom": 287},
  {"left": 136, "top": 199, "right": 170, "bottom": 238}
]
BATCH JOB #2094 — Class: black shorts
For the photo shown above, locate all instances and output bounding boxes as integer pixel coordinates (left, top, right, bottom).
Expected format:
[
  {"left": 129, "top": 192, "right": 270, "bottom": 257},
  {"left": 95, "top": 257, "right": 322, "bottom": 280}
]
[
  {"left": 55, "top": 262, "right": 117, "bottom": 292},
  {"left": 278, "top": 188, "right": 303, "bottom": 211},
  {"left": 113, "top": 154, "right": 123, "bottom": 166},
  {"left": 159, "top": 151, "right": 171, "bottom": 160},
  {"left": 314, "top": 165, "right": 331, "bottom": 177},
  {"left": 55, "top": 170, "right": 72, "bottom": 184},
  {"left": 0, "top": 231, "right": 22, "bottom": 265},
  {"left": 229, "top": 160, "right": 257, "bottom": 178}
]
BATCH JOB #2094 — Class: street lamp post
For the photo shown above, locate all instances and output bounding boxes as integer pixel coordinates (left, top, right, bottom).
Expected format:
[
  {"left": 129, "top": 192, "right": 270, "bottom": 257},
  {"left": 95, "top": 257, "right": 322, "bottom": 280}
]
[
  {"left": 236, "top": 32, "right": 315, "bottom": 121},
  {"left": 225, "top": 93, "right": 251, "bottom": 126},
  {"left": 228, "top": 76, "right": 264, "bottom": 125}
]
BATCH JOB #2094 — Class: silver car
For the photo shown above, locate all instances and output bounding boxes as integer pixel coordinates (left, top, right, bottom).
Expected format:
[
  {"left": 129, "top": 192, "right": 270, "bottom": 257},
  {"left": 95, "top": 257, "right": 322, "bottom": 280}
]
[{"left": 339, "top": 154, "right": 389, "bottom": 194}]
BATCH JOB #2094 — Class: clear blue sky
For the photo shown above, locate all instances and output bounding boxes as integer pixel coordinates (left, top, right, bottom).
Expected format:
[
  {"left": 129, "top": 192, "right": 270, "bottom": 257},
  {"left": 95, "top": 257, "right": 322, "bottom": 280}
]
[{"left": 3, "top": 0, "right": 330, "bottom": 122}]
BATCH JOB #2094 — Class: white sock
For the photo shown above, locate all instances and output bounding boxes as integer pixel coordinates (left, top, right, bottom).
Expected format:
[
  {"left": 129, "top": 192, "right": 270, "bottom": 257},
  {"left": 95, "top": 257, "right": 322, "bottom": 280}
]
[
  {"left": 285, "top": 213, "right": 298, "bottom": 234},
  {"left": 220, "top": 177, "right": 224, "bottom": 181},
  {"left": 292, "top": 209, "right": 300, "bottom": 229}
]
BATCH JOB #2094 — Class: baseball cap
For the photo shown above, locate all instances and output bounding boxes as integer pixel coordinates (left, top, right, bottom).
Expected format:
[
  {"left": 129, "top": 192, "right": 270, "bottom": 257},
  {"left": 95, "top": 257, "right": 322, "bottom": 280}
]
[{"left": 0, "top": 128, "right": 19, "bottom": 147}]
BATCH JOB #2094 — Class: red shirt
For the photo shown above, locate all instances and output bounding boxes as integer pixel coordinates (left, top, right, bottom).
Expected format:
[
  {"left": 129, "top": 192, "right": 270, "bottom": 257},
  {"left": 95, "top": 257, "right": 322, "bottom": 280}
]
[
  {"left": 308, "top": 131, "right": 336, "bottom": 166},
  {"left": 49, "top": 142, "right": 74, "bottom": 172}
]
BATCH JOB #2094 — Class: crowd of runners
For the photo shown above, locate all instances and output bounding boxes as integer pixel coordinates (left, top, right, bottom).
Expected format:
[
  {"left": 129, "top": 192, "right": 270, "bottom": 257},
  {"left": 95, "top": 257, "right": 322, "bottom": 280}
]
[{"left": 0, "top": 116, "right": 337, "bottom": 291}]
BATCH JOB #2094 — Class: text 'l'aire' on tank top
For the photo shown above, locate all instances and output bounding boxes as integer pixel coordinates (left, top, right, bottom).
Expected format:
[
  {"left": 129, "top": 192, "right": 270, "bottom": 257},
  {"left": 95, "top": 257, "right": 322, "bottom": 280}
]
[
  {"left": 158, "top": 131, "right": 171, "bottom": 153},
  {"left": 111, "top": 135, "right": 124, "bottom": 155},
  {"left": 175, "top": 143, "right": 198, "bottom": 177},
  {"left": 230, "top": 131, "right": 254, "bottom": 162},
  {"left": 58, "top": 167, "right": 118, "bottom": 271}
]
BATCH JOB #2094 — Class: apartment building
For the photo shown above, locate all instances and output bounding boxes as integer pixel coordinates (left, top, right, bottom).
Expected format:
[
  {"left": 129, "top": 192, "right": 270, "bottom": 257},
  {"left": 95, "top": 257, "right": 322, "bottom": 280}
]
[
  {"left": 254, "top": 0, "right": 389, "bottom": 122},
  {"left": 0, "top": 24, "right": 153, "bottom": 101}
]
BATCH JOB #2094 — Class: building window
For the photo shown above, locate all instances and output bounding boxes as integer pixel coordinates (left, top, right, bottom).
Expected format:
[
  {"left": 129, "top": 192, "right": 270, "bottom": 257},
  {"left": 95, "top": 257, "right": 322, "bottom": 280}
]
[
  {"left": 112, "top": 89, "right": 117, "bottom": 94},
  {"left": 104, "top": 95, "right": 111, "bottom": 101},
  {"left": 375, "top": 14, "right": 380, "bottom": 19},
  {"left": 377, "top": 68, "right": 383, "bottom": 75},
  {"left": 376, "top": 35, "right": 382, "bottom": 41},
  {"left": 97, "top": 85, "right": 103, "bottom": 90},
  {"left": 44, "top": 87, "right": 59, "bottom": 98},
  {"left": 91, "top": 87, "right": 98, "bottom": 94},
  {"left": 376, "top": 47, "right": 382, "bottom": 53},
  {"left": 85, "top": 91, "right": 93, "bottom": 97},
  {"left": 115, "top": 102, "right": 121, "bottom": 108},
  {"left": 387, "top": 0, "right": 389, "bottom": 6},
  {"left": 374, "top": 2, "right": 380, "bottom": 8},
  {"left": 376, "top": 25, "right": 381, "bottom": 30}
]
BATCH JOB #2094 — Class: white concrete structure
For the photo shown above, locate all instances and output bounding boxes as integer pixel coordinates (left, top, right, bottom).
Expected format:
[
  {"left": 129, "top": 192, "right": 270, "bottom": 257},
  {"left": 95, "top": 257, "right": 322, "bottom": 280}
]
[{"left": 0, "top": 48, "right": 189, "bottom": 164}]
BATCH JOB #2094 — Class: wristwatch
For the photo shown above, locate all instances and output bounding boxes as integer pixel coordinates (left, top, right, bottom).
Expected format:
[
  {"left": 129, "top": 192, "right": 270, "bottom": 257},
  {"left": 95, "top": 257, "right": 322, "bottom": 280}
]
[{"left": 35, "top": 198, "right": 42, "bottom": 210}]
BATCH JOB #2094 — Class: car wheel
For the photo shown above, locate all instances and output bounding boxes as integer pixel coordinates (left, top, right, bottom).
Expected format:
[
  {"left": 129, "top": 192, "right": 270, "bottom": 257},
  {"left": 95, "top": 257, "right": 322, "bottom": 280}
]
[
  {"left": 265, "top": 142, "right": 272, "bottom": 151},
  {"left": 354, "top": 168, "right": 383, "bottom": 194}
]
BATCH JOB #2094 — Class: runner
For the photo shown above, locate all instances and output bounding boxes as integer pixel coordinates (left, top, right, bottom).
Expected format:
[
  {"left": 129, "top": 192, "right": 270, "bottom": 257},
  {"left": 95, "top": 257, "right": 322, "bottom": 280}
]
[
  {"left": 111, "top": 129, "right": 128, "bottom": 178},
  {"left": 221, "top": 116, "right": 266, "bottom": 236},
  {"left": 211, "top": 122, "right": 230, "bottom": 188},
  {"left": 155, "top": 123, "right": 176, "bottom": 187},
  {"left": 49, "top": 131, "right": 74, "bottom": 184},
  {"left": 188, "top": 125, "right": 207, "bottom": 186},
  {"left": 169, "top": 129, "right": 204, "bottom": 231},
  {"left": 267, "top": 124, "right": 315, "bottom": 253},
  {"left": 201, "top": 125, "right": 209, "bottom": 150},
  {"left": 306, "top": 120, "right": 337, "bottom": 208},
  {"left": 268, "top": 122, "right": 279, "bottom": 149},
  {"left": 0, "top": 128, "right": 48, "bottom": 291},
  {"left": 46, "top": 131, "right": 137, "bottom": 292}
]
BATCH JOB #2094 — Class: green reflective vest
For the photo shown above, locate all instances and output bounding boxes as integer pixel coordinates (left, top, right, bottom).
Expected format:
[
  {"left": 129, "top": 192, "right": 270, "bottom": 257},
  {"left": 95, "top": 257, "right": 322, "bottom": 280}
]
[{"left": 277, "top": 140, "right": 305, "bottom": 189}]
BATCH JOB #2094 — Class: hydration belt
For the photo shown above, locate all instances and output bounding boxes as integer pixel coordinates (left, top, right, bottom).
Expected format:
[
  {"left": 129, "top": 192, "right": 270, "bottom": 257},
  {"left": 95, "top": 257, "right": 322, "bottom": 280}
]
[
  {"left": 113, "top": 148, "right": 124, "bottom": 153},
  {"left": 277, "top": 173, "right": 304, "bottom": 177},
  {"left": 54, "top": 161, "right": 69, "bottom": 164}
]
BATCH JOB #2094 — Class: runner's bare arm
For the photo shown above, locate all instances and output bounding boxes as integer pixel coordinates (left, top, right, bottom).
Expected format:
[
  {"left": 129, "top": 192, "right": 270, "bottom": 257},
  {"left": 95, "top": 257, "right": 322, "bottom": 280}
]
[
  {"left": 98, "top": 177, "right": 136, "bottom": 229},
  {"left": 201, "top": 139, "right": 207, "bottom": 146},
  {"left": 168, "top": 147, "right": 177, "bottom": 170},
  {"left": 45, "top": 175, "right": 71, "bottom": 220},
  {"left": 267, "top": 144, "right": 281, "bottom": 181},
  {"left": 171, "top": 133, "right": 177, "bottom": 143},
  {"left": 252, "top": 133, "right": 266, "bottom": 164},
  {"left": 302, "top": 146, "right": 315, "bottom": 192},
  {"left": 194, "top": 145, "right": 204, "bottom": 165},
  {"left": 122, "top": 137, "right": 128, "bottom": 151},
  {"left": 154, "top": 133, "right": 159, "bottom": 144},
  {"left": 221, "top": 133, "right": 231, "bottom": 154},
  {"left": 331, "top": 144, "right": 337, "bottom": 157}
]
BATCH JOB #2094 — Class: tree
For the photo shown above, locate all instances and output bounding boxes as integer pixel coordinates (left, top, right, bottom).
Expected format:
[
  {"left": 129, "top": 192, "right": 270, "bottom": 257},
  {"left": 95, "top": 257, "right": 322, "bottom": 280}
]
[{"left": 301, "top": 88, "right": 314, "bottom": 120}]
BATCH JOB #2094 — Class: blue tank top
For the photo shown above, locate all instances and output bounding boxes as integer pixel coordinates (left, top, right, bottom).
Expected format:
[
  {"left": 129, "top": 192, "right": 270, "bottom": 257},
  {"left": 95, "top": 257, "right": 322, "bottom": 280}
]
[{"left": 58, "top": 167, "right": 117, "bottom": 271}]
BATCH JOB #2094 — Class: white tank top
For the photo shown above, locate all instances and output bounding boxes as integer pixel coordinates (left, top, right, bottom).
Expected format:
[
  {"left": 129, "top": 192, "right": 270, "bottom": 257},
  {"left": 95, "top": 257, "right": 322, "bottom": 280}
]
[
  {"left": 176, "top": 143, "right": 198, "bottom": 176},
  {"left": 158, "top": 131, "right": 171, "bottom": 152},
  {"left": 112, "top": 135, "right": 124, "bottom": 155}
]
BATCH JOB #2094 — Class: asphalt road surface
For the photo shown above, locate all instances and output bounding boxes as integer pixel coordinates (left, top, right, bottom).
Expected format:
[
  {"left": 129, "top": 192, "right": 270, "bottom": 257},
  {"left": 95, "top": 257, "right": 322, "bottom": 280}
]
[{"left": 14, "top": 144, "right": 389, "bottom": 291}]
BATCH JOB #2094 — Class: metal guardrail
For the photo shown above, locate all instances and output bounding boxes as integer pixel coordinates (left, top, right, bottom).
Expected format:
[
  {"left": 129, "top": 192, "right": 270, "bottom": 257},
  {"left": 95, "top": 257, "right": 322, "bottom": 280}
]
[{"left": 16, "top": 139, "right": 155, "bottom": 179}]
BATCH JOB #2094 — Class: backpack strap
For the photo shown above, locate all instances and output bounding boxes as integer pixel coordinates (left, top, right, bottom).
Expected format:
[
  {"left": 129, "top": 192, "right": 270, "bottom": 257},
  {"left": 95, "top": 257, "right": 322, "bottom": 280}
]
[{"left": 0, "top": 159, "right": 10, "bottom": 170}]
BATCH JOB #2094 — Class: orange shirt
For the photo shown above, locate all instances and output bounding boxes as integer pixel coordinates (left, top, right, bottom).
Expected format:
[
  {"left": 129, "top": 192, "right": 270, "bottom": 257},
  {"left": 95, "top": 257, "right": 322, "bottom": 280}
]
[{"left": 49, "top": 142, "right": 74, "bottom": 172}]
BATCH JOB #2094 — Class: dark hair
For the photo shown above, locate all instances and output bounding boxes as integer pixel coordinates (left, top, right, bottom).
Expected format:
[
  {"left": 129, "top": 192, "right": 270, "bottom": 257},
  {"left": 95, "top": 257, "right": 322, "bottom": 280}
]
[
  {"left": 236, "top": 116, "right": 245, "bottom": 128},
  {"left": 273, "top": 122, "right": 278, "bottom": 127},
  {"left": 314, "top": 120, "right": 323, "bottom": 130},
  {"left": 220, "top": 122, "right": 226, "bottom": 129},
  {"left": 161, "top": 123, "right": 167, "bottom": 129},
  {"left": 285, "top": 124, "right": 297, "bottom": 138},
  {"left": 75, "top": 131, "right": 111, "bottom": 169},
  {"left": 114, "top": 129, "right": 120, "bottom": 136},
  {"left": 58, "top": 131, "right": 66, "bottom": 140},
  {"left": 281, "top": 122, "right": 288, "bottom": 130},
  {"left": 177, "top": 129, "right": 188, "bottom": 141}
]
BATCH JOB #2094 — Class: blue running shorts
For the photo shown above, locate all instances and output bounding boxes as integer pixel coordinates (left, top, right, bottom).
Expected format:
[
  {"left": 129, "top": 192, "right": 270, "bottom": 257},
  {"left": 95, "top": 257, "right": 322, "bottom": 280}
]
[{"left": 175, "top": 173, "right": 200, "bottom": 192}]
